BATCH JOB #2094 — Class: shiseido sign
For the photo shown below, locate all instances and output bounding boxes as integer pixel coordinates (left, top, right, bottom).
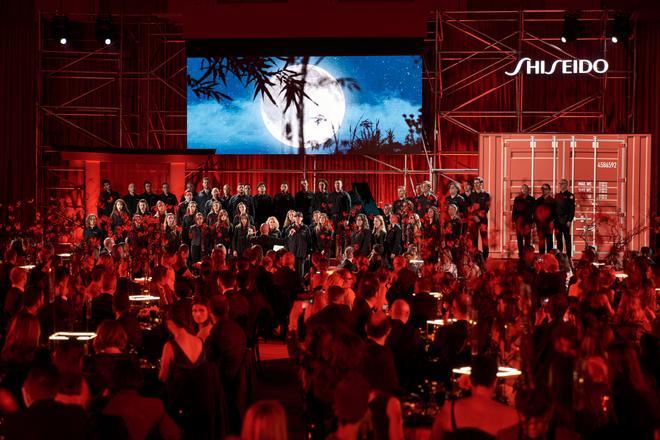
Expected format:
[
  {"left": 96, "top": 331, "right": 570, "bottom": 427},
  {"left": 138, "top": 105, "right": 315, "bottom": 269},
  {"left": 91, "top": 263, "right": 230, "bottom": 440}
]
[{"left": 505, "top": 57, "right": 609, "bottom": 76}]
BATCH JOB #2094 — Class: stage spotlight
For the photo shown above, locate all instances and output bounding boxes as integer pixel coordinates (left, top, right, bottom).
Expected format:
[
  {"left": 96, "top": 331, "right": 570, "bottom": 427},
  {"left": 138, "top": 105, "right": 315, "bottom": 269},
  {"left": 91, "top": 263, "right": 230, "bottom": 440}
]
[
  {"left": 561, "top": 13, "right": 581, "bottom": 43},
  {"left": 610, "top": 13, "right": 633, "bottom": 44},
  {"left": 52, "top": 15, "right": 70, "bottom": 45},
  {"left": 95, "top": 14, "right": 117, "bottom": 46}
]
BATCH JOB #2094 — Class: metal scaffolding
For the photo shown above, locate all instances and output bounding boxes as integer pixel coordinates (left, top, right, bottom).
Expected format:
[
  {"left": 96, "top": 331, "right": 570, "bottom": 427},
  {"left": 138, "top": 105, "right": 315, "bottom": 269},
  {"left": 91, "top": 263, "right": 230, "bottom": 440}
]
[
  {"left": 428, "top": 9, "right": 636, "bottom": 158},
  {"left": 37, "top": 13, "right": 185, "bottom": 211}
]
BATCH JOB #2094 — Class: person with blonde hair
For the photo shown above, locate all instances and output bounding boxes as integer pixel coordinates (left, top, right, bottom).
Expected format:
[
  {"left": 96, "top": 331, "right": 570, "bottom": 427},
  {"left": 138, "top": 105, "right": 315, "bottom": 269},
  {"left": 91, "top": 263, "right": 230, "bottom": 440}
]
[{"left": 241, "top": 400, "right": 288, "bottom": 440}]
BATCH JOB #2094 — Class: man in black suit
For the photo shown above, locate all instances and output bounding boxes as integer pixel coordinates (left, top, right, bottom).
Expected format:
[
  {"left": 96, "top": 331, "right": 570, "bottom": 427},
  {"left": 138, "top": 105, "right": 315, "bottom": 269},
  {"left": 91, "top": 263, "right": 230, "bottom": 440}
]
[
  {"left": 363, "top": 311, "right": 401, "bottom": 394},
  {"left": 206, "top": 295, "right": 248, "bottom": 433},
  {"left": 3, "top": 366, "right": 92, "bottom": 440},
  {"left": 328, "top": 179, "right": 351, "bottom": 224},
  {"left": 295, "top": 179, "right": 314, "bottom": 224},
  {"left": 91, "top": 271, "right": 116, "bottom": 329},
  {"left": 387, "top": 299, "right": 423, "bottom": 390},
  {"left": 196, "top": 176, "right": 213, "bottom": 212},
  {"left": 535, "top": 183, "right": 556, "bottom": 255},
  {"left": 140, "top": 181, "right": 159, "bottom": 212},
  {"left": 311, "top": 179, "right": 329, "bottom": 214},
  {"left": 159, "top": 182, "right": 178, "bottom": 212},
  {"left": 392, "top": 186, "right": 411, "bottom": 217},
  {"left": 122, "top": 182, "right": 139, "bottom": 216},
  {"left": 38, "top": 267, "right": 75, "bottom": 339},
  {"left": 306, "top": 285, "right": 351, "bottom": 335},
  {"left": 273, "top": 182, "right": 295, "bottom": 227},
  {"left": 253, "top": 183, "right": 273, "bottom": 226},
  {"left": 512, "top": 184, "right": 535, "bottom": 258},
  {"left": 554, "top": 179, "right": 575, "bottom": 257}
]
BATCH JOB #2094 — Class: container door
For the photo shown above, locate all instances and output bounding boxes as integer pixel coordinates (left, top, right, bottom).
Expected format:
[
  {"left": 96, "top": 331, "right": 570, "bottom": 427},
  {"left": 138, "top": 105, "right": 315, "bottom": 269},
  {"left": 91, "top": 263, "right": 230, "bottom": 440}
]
[
  {"left": 569, "top": 136, "right": 624, "bottom": 258},
  {"left": 502, "top": 136, "right": 558, "bottom": 257}
]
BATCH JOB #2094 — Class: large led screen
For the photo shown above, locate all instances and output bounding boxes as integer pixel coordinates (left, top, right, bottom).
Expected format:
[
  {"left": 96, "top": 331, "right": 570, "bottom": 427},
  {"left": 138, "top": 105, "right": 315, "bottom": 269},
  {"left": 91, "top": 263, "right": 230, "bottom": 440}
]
[{"left": 187, "top": 55, "right": 422, "bottom": 154}]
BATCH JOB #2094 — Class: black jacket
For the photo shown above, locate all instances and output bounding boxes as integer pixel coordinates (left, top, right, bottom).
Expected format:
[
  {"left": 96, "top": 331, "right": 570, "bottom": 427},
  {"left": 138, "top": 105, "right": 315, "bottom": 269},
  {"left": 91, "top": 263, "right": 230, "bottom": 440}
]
[
  {"left": 467, "top": 191, "right": 490, "bottom": 222},
  {"left": 328, "top": 190, "right": 352, "bottom": 219},
  {"left": 122, "top": 193, "right": 140, "bottom": 215},
  {"left": 311, "top": 191, "right": 329, "bottom": 213},
  {"left": 253, "top": 194, "right": 274, "bottom": 226},
  {"left": 294, "top": 190, "right": 314, "bottom": 221},
  {"left": 512, "top": 194, "right": 535, "bottom": 226},
  {"left": 385, "top": 224, "right": 403, "bottom": 256},
  {"left": 273, "top": 192, "right": 295, "bottom": 224},
  {"left": 554, "top": 190, "right": 576, "bottom": 224},
  {"left": 286, "top": 224, "right": 311, "bottom": 258},
  {"left": 350, "top": 229, "right": 372, "bottom": 256}
]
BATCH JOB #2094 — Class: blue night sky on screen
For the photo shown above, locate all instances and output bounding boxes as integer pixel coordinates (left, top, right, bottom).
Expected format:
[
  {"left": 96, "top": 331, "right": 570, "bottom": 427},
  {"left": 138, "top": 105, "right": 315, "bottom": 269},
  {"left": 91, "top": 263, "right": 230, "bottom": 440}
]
[{"left": 187, "top": 55, "right": 422, "bottom": 154}]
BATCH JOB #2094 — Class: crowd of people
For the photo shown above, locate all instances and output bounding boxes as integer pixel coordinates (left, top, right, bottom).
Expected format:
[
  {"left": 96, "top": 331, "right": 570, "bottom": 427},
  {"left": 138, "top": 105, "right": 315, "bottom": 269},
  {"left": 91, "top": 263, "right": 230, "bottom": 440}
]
[{"left": 0, "top": 174, "right": 657, "bottom": 439}]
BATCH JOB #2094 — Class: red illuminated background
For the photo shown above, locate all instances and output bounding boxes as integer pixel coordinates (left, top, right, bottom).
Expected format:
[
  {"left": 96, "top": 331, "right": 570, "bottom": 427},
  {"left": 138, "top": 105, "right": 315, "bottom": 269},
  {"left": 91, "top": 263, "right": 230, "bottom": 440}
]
[{"left": 1, "top": 0, "right": 658, "bottom": 246}]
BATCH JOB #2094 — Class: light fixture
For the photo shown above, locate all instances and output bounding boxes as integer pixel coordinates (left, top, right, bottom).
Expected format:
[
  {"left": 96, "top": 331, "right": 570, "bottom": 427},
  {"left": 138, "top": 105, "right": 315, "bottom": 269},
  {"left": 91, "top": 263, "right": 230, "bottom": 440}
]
[
  {"left": 561, "top": 13, "right": 582, "bottom": 44},
  {"left": 95, "top": 14, "right": 117, "bottom": 46},
  {"left": 52, "top": 15, "right": 70, "bottom": 45},
  {"left": 610, "top": 13, "right": 633, "bottom": 44}
]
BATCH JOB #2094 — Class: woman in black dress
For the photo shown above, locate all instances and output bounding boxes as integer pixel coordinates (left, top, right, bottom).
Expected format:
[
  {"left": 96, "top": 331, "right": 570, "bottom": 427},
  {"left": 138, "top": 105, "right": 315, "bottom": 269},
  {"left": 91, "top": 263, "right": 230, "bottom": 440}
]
[
  {"left": 313, "top": 213, "right": 334, "bottom": 256},
  {"left": 211, "top": 210, "right": 233, "bottom": 251},
  {"left": 163, "top": 212, "right": 182, "bottom": 254},
  {"left": 109, "top": 199, "right": 130, "bottom": 242},
  {"left": 350, "top": 214, "right": 372, "bottom": 256},
  {"left": 371, "top": 215, "right": 387, "bottom": 255},
  {"left": 189, "top": 212, "right": 209, "bottom": 264},
  {"left": 181, "top": 201, "right": 198, "bottom": 246},
  {"left": 232, "top": 214, "right": 253, "bottom": 258},
  {"left": 207, "top": 200, "right": 222, "bottom": 226},
  {"left": 159, "top": 301, "right": 226, "bottom": 439}
]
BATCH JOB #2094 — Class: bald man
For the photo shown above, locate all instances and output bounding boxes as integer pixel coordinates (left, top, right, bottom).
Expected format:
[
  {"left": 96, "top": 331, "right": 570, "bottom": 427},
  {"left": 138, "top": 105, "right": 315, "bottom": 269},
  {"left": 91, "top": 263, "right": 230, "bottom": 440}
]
[{"left": 386, "top": 299, "right": 423, "bottom": 390}]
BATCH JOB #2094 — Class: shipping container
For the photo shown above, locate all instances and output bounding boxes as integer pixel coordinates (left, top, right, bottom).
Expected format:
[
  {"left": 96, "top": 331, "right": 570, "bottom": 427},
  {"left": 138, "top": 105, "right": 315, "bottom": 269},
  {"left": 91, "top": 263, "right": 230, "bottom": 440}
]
[{"left": 479, "top": 134, "right": 652, "bottom": 259}]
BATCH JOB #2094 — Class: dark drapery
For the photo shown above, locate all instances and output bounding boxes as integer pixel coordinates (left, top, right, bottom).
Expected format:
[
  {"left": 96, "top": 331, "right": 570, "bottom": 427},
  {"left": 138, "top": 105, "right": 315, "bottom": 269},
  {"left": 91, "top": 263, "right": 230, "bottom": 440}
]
[{"left": 0, "top": 0, "right": 37, "bottom": 206}]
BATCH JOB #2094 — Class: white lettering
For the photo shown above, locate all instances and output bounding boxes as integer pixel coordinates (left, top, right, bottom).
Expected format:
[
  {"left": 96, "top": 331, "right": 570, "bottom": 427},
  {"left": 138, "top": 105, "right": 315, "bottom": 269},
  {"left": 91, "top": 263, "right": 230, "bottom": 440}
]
[
  {"left": 579, "top": 59, "right": 591, "bottom": 73},
  {"left": 593, "top": 59, "right": 608, "bottom": 74},
  {"left": 504, "top": 58, "right": 609, "bottom": 76},
  {"left": 597, "top": 161, "right": 617, "bottom": 169}
]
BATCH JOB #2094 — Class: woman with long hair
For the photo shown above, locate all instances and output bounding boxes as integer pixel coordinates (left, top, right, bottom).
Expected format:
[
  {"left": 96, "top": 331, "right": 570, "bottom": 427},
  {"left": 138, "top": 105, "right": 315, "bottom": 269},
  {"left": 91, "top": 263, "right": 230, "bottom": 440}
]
[
  {"left": 350, "top": 214, "right": 372, "bottom": 256},
  {"left": 267, "top": 216, "right": 281, "bottom": 238},
  {"left": 192, "top": 296, "right": 215, "bottom": 342},
  {"left": 212, "top": 209, "right": 233, "bottom": 250},
  {"left": 233, "top": 202, "right": 254, "bottom": 226},
  {"left": 371, "top": 215, "right": 387, "bottom": 255},
  {"left": 83, "top": 214, "right": 103, "bottom": 246},
  {"left": 153, "top": 200, "right": 168, "bottom": 225},
  {"left": 135, "top": 199, "right": 150, "bottom": 217},
  {"left": 181, "top": 201, "right": 198, "bottom": 246},
  {"left": 314, "top": 213, "right": 334, "bottom": 256},
  {"left": 163, "top": 212, "right": 182, "bottom": 254},
  {"left": 110, "top": 199, "right": 130, "bottom": 241},
  {"left": 160, "top": 301, "right": 225, "bottom": 439},
  {"left": 241, "top": 400, "right": 288, "bottom": 440},
  {"left": 282, "top": 210, "right": 297, "bottom": 236},
  {"left": 232, "top": 214, "right": 253, "bottom": 257},
  {"left": 189, "top": 212, "right": 209, "bottom": 264},
  {"left": 207, "top": 200, "right": 222, "bottom": 226}
]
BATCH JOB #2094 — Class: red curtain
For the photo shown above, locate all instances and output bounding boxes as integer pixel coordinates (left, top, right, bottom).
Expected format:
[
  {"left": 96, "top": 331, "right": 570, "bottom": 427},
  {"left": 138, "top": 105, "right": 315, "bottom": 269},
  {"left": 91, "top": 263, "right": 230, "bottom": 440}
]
[{"left": 0, "top": 1, "right": 37, "bottom": 206}]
